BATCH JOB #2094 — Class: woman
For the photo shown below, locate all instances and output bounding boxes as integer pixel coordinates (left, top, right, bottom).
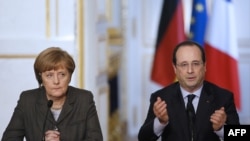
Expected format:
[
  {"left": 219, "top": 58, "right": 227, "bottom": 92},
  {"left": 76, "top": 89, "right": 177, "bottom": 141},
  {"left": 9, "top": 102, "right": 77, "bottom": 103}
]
[{"left": 2, "top": 47, "right": 103, "bottom": 141}]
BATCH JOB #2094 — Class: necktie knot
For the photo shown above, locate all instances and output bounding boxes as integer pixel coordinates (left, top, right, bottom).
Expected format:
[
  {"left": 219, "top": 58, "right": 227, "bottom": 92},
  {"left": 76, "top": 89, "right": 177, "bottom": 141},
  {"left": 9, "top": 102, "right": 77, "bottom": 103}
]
[{"left": 188, "top": 94, "right": 195, "bottom": 103}]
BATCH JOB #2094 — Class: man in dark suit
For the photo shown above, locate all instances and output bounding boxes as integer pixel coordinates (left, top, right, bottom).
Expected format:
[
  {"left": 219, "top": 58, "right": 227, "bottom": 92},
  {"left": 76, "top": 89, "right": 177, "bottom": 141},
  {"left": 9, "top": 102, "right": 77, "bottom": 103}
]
[{"left": 138, "top": 40, "right": 240, "bottom": 141}]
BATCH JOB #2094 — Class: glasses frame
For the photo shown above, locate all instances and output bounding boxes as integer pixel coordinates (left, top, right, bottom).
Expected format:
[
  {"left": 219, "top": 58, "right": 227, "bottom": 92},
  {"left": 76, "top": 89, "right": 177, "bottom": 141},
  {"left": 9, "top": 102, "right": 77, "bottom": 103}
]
[{"left": 176, "top": 61, "right": 204, "bottom": 70}]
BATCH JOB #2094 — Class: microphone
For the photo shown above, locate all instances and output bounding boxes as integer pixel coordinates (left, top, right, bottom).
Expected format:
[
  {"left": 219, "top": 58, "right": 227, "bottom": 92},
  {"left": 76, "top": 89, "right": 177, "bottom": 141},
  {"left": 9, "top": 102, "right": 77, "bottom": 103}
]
[{"left": 42, "top": 100, "right": 53, "bottom": 141}]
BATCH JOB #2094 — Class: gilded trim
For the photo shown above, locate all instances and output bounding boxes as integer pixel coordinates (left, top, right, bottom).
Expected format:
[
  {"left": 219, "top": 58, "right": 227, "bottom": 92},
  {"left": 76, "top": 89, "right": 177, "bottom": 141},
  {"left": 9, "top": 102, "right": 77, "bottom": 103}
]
[
  {"left": 106, "top": 0, "right": 112, "bottom": 22},
  {"left": 0, "top": 54, "right": 37, "bottom": 59},
  {"left": 46, "top": 0, "right": 50, "bottom": 38},
  {"left": 77, "top": 0, "right": 84, "bottom": 88},
  {"left": 56, "top": 0, "right": 59, "bottom": 36}
]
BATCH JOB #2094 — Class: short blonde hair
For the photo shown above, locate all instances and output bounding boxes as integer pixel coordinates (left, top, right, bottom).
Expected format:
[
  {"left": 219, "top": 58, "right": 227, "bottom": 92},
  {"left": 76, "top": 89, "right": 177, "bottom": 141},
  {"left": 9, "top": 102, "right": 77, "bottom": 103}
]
[{"left": 34, "top": 47, "right": 75, "bottom": 86}]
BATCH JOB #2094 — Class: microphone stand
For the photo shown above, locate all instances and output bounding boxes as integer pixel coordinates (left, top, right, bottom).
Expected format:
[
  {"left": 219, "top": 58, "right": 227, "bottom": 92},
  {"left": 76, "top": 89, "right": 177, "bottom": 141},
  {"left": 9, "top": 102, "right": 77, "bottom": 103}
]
[{"left": 42, "top": 100, "right": 53, "bottom": 141}]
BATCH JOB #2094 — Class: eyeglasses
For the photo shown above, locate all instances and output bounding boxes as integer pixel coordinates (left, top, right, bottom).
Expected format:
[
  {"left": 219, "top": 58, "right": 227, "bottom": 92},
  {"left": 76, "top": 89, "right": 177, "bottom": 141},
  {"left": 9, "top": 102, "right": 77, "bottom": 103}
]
[{"left": 176, "top": 61, "right": 203, "bottom": 70}]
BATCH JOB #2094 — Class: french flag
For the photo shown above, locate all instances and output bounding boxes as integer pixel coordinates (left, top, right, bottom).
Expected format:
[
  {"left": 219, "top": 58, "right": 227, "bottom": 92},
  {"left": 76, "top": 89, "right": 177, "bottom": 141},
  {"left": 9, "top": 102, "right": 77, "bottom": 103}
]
[
  {"left": 204, "top": 0, "right": 241, "bottom": 110},
  {"left": 190, "top": 0, "right": 241, "bottom": 109}
]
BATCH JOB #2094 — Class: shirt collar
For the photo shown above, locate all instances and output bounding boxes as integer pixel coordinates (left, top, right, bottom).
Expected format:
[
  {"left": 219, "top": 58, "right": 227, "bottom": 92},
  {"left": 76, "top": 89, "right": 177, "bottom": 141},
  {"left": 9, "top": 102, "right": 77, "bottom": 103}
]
[{"left": 180, "top": 84, "right": 203, "bottom": 98}]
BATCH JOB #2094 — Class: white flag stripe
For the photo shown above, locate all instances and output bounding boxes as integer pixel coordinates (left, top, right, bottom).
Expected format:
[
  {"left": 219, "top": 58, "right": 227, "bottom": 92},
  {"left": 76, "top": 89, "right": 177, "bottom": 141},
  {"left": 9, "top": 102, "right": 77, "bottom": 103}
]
[{"left": 205, "top": 0, "right": 238, "bottom": 59}]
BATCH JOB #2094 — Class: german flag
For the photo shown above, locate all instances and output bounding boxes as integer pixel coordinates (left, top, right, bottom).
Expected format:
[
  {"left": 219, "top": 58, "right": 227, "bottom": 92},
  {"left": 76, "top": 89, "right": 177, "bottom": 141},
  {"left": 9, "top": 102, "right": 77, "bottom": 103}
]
[{"left": 151, "top": 0, "right": 186, "bottom": 86}]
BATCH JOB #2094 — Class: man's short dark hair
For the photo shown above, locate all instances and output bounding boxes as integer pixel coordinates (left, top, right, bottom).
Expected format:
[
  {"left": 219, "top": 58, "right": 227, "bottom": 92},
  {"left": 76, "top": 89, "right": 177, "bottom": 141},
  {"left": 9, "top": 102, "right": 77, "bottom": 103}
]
[{"left": 172, "top": 40, "right": 206, "bottom": 65}]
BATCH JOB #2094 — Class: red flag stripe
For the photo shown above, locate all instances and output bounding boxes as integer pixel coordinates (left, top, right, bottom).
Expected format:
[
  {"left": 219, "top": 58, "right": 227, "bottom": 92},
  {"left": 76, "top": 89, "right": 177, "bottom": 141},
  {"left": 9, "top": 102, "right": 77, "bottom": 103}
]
[
  {"left": 151, "top": 0, "right": 186, "bottom": 86},
  {"left": 204, "top": 0, "right": 241, "bottom": 109},
  {"left": 205, "top": 43, "right": 241, "bottom": 109}
]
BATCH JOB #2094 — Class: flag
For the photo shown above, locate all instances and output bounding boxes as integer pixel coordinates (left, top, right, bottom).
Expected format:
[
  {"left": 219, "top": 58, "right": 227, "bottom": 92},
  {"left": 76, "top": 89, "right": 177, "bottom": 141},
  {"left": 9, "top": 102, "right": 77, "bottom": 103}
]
[
  {"left": 204, "top": 0, "right": 241, "bottom": 109},
  {"left": 189, "top": 0, "right": 208, "bottom": 46},
  {"left": 151, "top": 0, "right": 186, "bottom": 86}
]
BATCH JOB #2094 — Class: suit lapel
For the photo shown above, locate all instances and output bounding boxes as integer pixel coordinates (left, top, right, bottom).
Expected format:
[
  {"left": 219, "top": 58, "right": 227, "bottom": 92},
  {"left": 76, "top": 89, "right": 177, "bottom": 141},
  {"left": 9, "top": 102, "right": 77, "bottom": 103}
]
[
  {"left": 170, "top": 87, "right": 190, "bottom": 140},
  {"left": 195, "top": 83, "right": 216, "bottom": 139},
  {"left": 36, "top": 87, "right": 55, "bottom": 132},
  {"left": 56, "top": 100, "right": 73, "bottom": 123},
  {"left": 57, "top": 87, "right": 74, "bottom": 124}
]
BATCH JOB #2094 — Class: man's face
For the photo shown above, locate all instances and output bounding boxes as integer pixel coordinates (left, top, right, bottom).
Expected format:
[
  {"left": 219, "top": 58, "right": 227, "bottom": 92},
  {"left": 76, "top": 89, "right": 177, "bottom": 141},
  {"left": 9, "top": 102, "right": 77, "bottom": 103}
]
[{"left": 173, "top": 45, "right": 206, "bottom": 92}]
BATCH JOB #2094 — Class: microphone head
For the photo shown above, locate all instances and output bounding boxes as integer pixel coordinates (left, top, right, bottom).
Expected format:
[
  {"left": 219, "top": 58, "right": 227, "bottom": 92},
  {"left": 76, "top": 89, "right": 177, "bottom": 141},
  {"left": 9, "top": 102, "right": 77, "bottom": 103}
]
[{"left": 47, "top": 100, "right": 53, "bottom": 108}]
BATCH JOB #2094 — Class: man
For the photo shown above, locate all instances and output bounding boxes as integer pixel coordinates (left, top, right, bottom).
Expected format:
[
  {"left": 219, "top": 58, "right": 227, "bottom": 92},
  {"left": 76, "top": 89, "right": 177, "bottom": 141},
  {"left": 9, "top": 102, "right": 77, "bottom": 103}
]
[{"left": 138, "top": 40, "right": 240, "bottom": 141}]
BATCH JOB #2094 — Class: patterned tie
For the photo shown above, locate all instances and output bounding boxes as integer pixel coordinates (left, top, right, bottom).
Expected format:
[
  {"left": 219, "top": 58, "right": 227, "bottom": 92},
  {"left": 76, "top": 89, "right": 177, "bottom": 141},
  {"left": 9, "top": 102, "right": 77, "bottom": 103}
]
[{"left": 187, "top": 94, "right": 196, "bottom": 141}]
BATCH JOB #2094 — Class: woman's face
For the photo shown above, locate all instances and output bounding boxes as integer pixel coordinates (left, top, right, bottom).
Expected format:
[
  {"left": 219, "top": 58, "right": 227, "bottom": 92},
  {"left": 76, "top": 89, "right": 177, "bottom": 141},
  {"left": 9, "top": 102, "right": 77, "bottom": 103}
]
[{"left": 41, "top": 67, "right": 71, "bottom": 99}]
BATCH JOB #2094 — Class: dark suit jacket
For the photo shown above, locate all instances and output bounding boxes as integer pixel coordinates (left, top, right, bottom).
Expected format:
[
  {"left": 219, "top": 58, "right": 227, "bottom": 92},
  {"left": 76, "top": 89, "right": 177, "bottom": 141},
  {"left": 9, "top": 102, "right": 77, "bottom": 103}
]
[
  {"left": 1, "top": 86, "right": 103, "bottom": 141},
  {"left": 138, "top": 81, "right": 240, "bottom": 141}
]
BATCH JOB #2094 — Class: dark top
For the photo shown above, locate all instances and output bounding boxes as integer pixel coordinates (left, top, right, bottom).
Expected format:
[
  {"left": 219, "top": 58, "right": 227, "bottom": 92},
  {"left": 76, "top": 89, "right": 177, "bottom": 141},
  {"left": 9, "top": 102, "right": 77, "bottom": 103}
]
[
  {"left": 138, "top": 81, "right": 240, "bottom": 141},
  {"left": 1, "top": 86, "right": 103, "bottom": 141}
]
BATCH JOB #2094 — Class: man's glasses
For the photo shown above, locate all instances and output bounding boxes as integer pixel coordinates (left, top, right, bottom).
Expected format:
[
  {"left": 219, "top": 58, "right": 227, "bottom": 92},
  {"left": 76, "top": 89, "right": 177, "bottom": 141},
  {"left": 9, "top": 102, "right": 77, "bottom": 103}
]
[{"left": 176, "top": 61, "right": 203, "bottom": 70}]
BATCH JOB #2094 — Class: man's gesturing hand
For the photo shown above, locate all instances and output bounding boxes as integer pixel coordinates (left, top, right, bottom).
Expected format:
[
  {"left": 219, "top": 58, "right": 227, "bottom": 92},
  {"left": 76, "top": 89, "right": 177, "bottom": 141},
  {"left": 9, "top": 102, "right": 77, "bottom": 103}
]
[
  {"left": 210, "top": 107, "right": 227, "bottom": 131},
  {"left": 153, "top": 97, "right": 169, "bottom": 124}
]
